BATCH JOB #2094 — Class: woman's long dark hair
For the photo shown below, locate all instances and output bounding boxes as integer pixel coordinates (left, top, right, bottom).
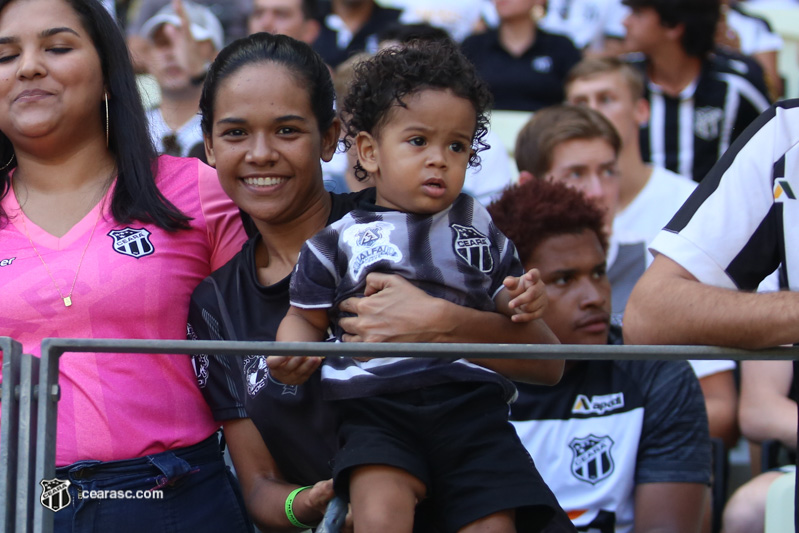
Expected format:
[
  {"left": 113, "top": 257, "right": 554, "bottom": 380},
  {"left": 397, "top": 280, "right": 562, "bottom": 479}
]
[{"left": 0, "top": 0, "right": 190, "bottom": 230}]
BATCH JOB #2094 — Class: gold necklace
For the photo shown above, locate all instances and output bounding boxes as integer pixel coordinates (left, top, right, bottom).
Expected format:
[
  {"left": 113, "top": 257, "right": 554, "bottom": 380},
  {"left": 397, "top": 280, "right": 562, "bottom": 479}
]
[{"left": 20, "top": 207, "right": 103, "bottom": 308}]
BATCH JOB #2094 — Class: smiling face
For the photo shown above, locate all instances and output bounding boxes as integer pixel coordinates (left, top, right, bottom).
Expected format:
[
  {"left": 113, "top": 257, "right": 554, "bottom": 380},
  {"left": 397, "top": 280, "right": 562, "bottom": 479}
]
[
  {"left": 204, "top": 61, "right": 338, "bottom": 226},
  {"left": 545, "top": 137, "right": 620, "bottom": 230},
  {"left": 0, "top": 0, "right": 106, "bottom": 148},
  {"left": 357, "top": 88, "right": 476, "bottom": 215},
  {"left": 525, "top": 229, "right": 611, "bottom": 345}
]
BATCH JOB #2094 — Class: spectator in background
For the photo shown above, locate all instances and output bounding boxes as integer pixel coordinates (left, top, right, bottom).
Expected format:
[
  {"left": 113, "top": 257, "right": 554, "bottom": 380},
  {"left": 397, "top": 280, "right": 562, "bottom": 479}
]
[
  {"left": 717, "top": 0, "right": 783, "bottom": 99},
  {"left": 313, "top": 0, "right": 401, "bottom": 68},
  {"left": 126, "top": 0, "right": 249, "bottom": 70},
  {"left": 624, "top": 97, "right": 799, "bottom": 533},
  {"left": 461, "top": 0, "right": 581, "bottom": 111},
  {"left": 139, "top": 0, "right": 222, "bottom": 160},
  {"left": 514, "top": 106, "right": 620, "bottom": 239},
  {"left": 539, "top": 0, "right": 630, "bottom": 55},
  {"left": 722, "top": 361, "right": 796, "bottom": 533},
  {"left": 563, "top": 58, "right": 694, "bottom": 318},
  {"left": 564, "top": 57, "right": 740, "bottom": 452},
  {"left": 386, "top": 0, "right": 488, "bottom": 42},
  {"left": 489, "top": 178, "right": 711, "bottom": 533},
  {"left": 621, "top": 0, "right": 770, "bottom": 182},
  {"left": 325, "top": 51, "right": 373, "bottom": 194},
  {"left": 514, "top": 105, "right": 738, "bottom": 460},
  {"left": 565, "top": 57, "right": 695, "bottom": 267},
  {"left": 248, "top": 0, "right": 321, "bottom": 43}
]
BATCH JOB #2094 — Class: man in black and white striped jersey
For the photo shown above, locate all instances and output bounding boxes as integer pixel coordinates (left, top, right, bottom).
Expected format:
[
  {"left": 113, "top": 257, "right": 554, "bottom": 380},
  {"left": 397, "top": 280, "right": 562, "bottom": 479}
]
[
  {"left": 621, "top": 0, "right": 771, "bottom": 183},
  {"left": 625, "top": 99, "right": 799, "bottom": 532}
]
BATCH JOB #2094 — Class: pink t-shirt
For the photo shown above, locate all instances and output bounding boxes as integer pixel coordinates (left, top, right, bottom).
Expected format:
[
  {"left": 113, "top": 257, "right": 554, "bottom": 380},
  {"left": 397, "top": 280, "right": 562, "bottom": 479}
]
[{"left": 0, "top": 155, "right": 246, "bottom": 466}]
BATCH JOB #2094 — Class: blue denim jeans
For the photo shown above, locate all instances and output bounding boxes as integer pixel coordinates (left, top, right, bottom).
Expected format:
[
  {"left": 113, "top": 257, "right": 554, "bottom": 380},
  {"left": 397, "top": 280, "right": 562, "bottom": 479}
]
[{"left": 53, "top": 433, "right": 252, "bottom": 533}]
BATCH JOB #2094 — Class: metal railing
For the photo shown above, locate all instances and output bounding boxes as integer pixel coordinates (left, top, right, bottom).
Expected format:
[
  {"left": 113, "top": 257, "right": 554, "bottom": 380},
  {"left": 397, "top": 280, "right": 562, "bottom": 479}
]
[{"left": 2, "top": 336, "right": 798, "bottom": 532}]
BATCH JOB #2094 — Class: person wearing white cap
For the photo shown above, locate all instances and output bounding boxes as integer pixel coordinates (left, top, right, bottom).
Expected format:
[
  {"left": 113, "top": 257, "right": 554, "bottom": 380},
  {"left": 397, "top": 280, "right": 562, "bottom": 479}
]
[{"left": 140, "top": 0, "right": 223, "bottom": 161}]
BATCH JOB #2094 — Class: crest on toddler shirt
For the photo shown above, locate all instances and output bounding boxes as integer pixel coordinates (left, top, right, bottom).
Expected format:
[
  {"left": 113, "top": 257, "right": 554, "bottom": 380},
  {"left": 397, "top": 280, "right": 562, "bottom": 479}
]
[
  {"left": 343, "top": 221, "right": 403, "bottom": 280},
  {"left": 451, "top": 224, "right": 493, "bottom": 273},
  {"left": 108, "top": 228, "right": 155, "bottom": 258}
]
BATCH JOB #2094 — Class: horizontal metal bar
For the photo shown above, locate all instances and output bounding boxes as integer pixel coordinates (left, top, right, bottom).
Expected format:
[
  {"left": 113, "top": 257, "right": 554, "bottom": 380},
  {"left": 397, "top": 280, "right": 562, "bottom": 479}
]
[{"left": 39, "top": 337, "right": 799, "bottom": 361}]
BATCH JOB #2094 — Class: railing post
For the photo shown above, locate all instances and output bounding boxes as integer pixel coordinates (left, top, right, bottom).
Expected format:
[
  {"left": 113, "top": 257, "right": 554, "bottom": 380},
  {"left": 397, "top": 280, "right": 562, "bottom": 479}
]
[
  {"left": 15, "top": 351, "right": 39, "bottom": 533},
  {"left": 33, "top": 340, "right": 60, "bottom": 533},
  {"left": 0, "top": 337, "right": 24, "bottom": 533}
]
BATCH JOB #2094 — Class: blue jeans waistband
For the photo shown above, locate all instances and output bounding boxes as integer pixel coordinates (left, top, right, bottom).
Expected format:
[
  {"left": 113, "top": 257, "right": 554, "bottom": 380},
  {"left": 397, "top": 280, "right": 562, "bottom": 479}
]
[{"left": 57, "top": 432, "right": 221, "bottom": 484}]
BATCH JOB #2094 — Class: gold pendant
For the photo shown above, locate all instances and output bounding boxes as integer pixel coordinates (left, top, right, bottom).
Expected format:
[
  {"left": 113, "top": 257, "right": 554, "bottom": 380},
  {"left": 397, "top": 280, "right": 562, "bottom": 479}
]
[{"left": 63, "top": 296, "right": 72, "bottom": 307}]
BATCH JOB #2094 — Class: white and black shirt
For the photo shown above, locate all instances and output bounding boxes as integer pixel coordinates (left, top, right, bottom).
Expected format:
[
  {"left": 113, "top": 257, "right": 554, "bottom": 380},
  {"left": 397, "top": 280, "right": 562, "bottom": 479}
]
[
  {"left": 650, "top": 99, "right": 799, "bottom": 290},
  {"left": 290, "top": 193, "right": 520, "bottom": 401},
  {"left": 649, "top": 99, "right": 799, "bottom": 529},
  {"left": 632, "top": 54, "right": 771, "bottom": 183},
  {"left": 511, "top": 355, "right": 710, "bottom": 533}
]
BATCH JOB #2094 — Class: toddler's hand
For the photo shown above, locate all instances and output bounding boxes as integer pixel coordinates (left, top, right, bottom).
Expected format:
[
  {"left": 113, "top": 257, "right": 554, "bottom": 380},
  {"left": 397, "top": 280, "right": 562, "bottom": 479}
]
[
  {"left": 266, "top": 355, "right": 322, "bottom": 385},
  {"left": 504, "top": 268, "right": 548, "bottom": 323}
]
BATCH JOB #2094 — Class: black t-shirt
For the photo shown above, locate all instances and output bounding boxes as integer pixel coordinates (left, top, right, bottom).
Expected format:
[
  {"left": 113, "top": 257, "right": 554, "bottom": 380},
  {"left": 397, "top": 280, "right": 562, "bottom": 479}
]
[
  {"left": 188, "top": 188, "right": 375, "bottom": 486},
  {"left": 312, "top": 3, "right": 401, "bottom": 68},
  {"left": 461, "top": 28, "right": 581, "bottom": 112}
]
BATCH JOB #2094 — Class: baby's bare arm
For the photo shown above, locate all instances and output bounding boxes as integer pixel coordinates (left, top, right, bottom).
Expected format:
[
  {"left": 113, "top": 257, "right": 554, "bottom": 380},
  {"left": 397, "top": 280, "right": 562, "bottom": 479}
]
[{"left": 270, "top": 306, "right": 329, "bottom": 385}]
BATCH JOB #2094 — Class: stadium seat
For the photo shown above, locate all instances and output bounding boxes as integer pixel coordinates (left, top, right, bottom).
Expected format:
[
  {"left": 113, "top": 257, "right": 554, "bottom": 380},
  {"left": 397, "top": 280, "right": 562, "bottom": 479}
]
[
  {"left": 764, "top": 470, "right": 795, "bottom": 533},
  {"left": 488, "top": 109, "right": 533, "bottom": 160}
]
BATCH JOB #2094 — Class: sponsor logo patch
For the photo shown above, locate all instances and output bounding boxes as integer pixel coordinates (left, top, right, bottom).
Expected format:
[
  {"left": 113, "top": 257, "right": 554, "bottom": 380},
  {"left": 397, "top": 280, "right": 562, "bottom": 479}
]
[
  {"left": 571, "top": 392, "right": 625, "bottom": 415},
  {"left": 774, "top": 178, "right": 796, "bottom": 202}
]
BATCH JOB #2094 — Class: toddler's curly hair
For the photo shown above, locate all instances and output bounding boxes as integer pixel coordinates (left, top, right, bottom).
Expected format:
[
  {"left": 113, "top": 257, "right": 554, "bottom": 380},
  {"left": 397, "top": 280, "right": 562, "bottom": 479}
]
[{"left": 341, "top": 39, "right": 493, "bottom": 181}]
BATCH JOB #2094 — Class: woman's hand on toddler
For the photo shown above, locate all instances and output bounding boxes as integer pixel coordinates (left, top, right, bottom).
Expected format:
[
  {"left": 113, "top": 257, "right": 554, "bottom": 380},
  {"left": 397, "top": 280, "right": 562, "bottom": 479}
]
[
  {"left": 504, "top": 268, "right": 548, "bottom": 322},
  {"left": 265, "top": 355, "right": 322, "bottom": 385}
]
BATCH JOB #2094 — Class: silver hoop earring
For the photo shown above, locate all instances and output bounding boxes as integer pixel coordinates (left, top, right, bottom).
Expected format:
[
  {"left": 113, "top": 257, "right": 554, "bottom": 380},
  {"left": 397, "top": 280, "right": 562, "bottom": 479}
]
[
  {"left": 104, "top": 92, "right": 109, "bottom": 148},
  {"left": 0, "top": 152, "right": 15, "bottom": 171}
]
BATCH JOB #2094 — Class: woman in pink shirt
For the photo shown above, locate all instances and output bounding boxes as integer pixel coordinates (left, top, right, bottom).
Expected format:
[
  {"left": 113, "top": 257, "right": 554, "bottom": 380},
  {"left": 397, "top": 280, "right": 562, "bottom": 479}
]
[{"left": 0, "top": 0, "right": 250, "bottom": 531}]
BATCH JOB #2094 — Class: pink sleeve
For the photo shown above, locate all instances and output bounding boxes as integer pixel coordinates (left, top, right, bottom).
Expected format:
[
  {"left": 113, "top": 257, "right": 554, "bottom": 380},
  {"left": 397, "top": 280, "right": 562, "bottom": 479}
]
[{"left": 197, "top": 161, "right": 247, "bottom": 270}]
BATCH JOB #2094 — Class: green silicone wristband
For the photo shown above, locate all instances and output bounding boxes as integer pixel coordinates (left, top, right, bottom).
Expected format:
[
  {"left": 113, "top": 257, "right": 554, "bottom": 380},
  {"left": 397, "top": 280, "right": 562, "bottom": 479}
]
[{"left": 285, "top": 486, "right": 313, "bottom": 529}]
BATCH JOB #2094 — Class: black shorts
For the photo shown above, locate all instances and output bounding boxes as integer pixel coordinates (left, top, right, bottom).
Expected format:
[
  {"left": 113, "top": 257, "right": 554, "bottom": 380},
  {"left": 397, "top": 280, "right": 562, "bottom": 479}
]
[{"left": 332, "top": 382, "right": 564, "bottom": 532}]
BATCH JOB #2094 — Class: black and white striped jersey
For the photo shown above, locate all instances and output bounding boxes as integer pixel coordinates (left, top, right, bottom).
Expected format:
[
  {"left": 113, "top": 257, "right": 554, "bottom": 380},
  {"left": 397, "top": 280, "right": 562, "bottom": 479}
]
[
  {"left": 290, "top": 193, "right": 521, "bottom": 401},
  {"left": 651, "top": 99, "right": 799, "bottom": 291},
  {"left": 632, "top": 54, "right": 771, "bottom": 183}
]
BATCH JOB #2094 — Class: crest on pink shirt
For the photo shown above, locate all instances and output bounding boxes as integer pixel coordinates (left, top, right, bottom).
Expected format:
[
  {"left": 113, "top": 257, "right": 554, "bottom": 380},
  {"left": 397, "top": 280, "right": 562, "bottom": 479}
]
[{"left": 108, "top": 228, "right": 155, "bottom": 259}]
